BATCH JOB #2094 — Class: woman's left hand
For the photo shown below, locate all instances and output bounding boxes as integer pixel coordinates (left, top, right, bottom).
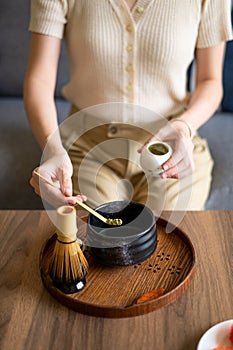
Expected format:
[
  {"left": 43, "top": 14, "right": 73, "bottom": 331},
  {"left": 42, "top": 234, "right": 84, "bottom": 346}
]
[{"left": 145, "top": 120, "right": 195, "bottom": 179}]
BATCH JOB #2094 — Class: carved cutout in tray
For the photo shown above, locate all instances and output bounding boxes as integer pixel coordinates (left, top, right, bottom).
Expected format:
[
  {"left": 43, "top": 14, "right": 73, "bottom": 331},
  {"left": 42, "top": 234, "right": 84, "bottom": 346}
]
[{"left": 40, "top": 217, "right": 196, "bottom": 318}]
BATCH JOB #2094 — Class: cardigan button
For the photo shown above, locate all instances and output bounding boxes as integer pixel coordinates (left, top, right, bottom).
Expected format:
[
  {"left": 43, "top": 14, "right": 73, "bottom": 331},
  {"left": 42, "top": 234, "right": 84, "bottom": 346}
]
[
  {"left": 126, "top": 44, "right": 133, "bottom": 52},
  {"left": 126, "top": 64, "right": 133, "bottom": 72},
  {"left": 127, "top": 83, "right": 133, "bottom": 91},
  {"left": 126, "top": 24, "right": 133, "bottom": 32},
  {"left": 136, "top": 6, "right": 145, "bottom": 14},
  {"left": 108, "top": 125, "right": 118, "bottom": 135}
]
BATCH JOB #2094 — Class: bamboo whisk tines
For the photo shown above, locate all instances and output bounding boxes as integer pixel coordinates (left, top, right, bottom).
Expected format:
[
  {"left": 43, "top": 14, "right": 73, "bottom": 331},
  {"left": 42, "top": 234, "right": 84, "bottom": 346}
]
[{"left": 48, "top": 206, "right": 88, "bottom": 294}]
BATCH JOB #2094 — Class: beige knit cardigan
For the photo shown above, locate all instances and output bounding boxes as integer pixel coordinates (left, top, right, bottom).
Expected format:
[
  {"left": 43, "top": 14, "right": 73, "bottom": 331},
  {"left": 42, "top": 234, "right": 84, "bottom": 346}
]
[{"left": 30, "top": 0, "right": 233, "bottom": 117}]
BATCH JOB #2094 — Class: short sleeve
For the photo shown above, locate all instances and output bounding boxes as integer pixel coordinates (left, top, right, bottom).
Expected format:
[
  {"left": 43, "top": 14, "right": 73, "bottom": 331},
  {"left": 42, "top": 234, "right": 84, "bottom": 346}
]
[
  {"left": 29, "top": 0, "right": 68, "bottom": 39},
  {"left": 196, "top": 0, "right": 233, "bottom": 48}
]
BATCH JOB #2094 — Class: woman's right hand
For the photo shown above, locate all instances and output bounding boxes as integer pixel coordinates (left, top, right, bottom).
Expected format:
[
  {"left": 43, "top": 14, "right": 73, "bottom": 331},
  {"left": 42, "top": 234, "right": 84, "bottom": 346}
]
[{"left": 30, "top": 151, "right": 86, "bottom": 208}]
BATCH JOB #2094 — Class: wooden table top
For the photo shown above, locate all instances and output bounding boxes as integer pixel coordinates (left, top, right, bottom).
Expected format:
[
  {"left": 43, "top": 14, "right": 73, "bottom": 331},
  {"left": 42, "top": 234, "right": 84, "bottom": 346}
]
[{"left": 0, "top": 210, "right": 232, "bottom": 350}]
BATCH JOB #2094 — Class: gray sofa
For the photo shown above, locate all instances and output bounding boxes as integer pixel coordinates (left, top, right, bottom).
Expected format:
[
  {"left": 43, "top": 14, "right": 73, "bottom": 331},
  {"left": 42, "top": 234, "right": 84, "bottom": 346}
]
[{"left": 0, "top": 0, "right": 232, "bottom": 210}]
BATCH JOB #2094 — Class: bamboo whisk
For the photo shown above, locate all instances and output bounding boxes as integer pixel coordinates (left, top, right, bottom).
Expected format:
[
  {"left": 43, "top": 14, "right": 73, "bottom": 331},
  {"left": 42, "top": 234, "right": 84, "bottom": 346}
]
[{"left": 49, "top": 205, "right": 88, "bottom": 293}]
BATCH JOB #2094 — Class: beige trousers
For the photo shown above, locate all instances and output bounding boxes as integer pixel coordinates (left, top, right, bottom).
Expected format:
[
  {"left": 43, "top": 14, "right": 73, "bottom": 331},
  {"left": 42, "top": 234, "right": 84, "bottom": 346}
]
[{"left": 62, "top": 107, "right": 213, "bottom": 212}]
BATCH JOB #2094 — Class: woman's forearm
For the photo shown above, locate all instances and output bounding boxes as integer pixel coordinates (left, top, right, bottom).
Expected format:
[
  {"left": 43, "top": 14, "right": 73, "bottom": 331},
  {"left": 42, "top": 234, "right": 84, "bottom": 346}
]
[
  {"left": 175, "top": 43, "right": 225, "bottom": 133},
  {"left": 24, "top": 76, "right": 63, "bottom": 152},
  {"left": 180, "top": 78, "right": 223, "bottom": 131},
  {"left": 24, "top": 33, "right": 64, "bottom": 156}
]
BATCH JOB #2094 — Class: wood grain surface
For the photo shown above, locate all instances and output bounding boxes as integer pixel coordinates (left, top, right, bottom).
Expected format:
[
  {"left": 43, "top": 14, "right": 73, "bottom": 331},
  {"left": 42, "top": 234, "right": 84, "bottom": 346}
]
[{"left": 0, "top": 210, "right": 232, "bottom": 350}]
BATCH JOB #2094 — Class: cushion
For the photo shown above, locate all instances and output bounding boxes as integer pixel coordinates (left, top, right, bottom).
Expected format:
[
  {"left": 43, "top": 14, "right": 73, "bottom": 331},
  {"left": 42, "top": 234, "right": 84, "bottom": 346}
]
[
  {"left": 0, "top": 97, "right": 70, "bottom": 209},
  {"left": 222, "top": 9, "right": 233, "bottom": 111},
  {"left": 0, "top": 0, "right": 69, "bottom": 97},
  {"left": 199, "top": 112, "right": 233, "bottom": 210}
]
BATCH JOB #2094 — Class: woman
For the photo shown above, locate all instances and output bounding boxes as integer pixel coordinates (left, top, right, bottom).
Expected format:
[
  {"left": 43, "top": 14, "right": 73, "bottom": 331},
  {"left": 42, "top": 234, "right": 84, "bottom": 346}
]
[{"left": 24, "top": 0, "right": 232, "bottom": 211}]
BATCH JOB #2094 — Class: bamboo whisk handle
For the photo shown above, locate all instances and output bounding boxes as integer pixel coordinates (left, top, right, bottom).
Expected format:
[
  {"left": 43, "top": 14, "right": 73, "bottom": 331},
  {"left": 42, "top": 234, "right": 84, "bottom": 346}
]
[{"left": 56, "top": 206, "right": 77, "bottom": 242}]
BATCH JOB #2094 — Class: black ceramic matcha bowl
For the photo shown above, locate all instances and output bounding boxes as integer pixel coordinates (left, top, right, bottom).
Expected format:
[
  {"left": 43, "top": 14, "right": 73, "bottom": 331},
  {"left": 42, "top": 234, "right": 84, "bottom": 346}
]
[{"left": 87, "top": 201, "right": 157, "bottom": 266}]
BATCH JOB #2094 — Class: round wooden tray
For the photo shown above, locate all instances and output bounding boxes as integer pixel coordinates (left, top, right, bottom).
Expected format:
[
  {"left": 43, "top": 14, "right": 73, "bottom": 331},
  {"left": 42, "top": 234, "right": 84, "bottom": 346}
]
[{"left": 40, "top": 217, "right": 196, "bottom": 318}]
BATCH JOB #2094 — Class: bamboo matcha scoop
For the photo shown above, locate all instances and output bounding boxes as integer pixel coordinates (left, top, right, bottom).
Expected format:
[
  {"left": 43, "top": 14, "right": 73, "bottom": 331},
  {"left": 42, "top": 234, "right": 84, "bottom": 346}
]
[{"left": 34, "top": 171, "right": 123, "bottom": 226}]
